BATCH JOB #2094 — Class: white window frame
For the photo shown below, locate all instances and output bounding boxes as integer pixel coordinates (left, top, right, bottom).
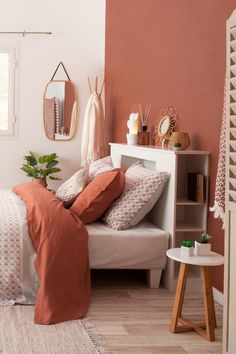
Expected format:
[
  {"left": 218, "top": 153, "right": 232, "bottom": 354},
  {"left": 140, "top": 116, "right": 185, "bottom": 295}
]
[{"left": 0, "top": 44, "right": 19, "bottom": 138}]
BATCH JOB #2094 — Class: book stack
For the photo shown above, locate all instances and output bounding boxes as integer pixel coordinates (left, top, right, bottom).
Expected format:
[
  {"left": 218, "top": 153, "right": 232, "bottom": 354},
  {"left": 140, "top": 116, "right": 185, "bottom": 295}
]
[{"left": 187, "top": 172, "right": 205, "bottom": 203}]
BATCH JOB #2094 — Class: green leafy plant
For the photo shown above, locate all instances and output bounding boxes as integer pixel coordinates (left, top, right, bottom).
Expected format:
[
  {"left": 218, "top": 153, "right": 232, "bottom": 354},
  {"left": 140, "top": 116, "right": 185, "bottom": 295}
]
[
  {"left": 21, "top": 151, "right": 61, "bottom": 180},
  {"left": 181, "top": 240, "right": 193, "bottom": 248},
  {"left": 198, "top": 233, "right": 212, "bottom": 244}
]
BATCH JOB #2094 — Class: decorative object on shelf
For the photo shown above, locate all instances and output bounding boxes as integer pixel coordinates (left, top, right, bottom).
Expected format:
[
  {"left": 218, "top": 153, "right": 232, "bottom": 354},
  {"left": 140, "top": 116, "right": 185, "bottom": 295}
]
[
  {"left": 181, "top": 240, "right": 193, "bottom": 256},
  {"left": 169, "top": 132, "right": 191, "bottom": 150},
  {"left": 173, "top": 142, "right": 182, "bottom": 151},
  {"left": 21, "top": 151, "right": 61, "bottom": 187},
  {"left": 153, "top": 105, "right": 177, "bottom": 147},
  {"left": 43, "top": 62, "right": 78, "bottom": 141},
  {"left": 194, "top": 233, "right": 212, "bottom": 256},
  {"left": 187, "top": 172, "right": 205, "bottom": 203},
  {"left": 137, "top": 104, "right": 151, "bottom": 145},
  {"left": 127, "top": 112, "right": 139, "bottom": 145}
]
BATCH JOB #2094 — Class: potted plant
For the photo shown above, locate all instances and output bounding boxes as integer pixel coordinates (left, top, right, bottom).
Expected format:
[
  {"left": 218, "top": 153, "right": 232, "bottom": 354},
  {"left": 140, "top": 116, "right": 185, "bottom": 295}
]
[
  {"left": 181, "top": 240, "right": 193, "bottom": 256},
  {"left": 194, "top": 233, "right": 212, "bottom": 256},
  {"left": 173, "top": 142, "right": 182, "bottom": 151},
  {"left": 21, "top": 151, "right": 61, "bottom": 187}
]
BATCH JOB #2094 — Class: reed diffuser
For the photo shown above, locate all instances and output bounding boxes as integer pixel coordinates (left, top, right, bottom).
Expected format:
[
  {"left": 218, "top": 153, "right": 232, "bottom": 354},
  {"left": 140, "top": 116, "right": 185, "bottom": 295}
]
[{"left": 138, "top": 103, "right": 151, "bottom": 145}]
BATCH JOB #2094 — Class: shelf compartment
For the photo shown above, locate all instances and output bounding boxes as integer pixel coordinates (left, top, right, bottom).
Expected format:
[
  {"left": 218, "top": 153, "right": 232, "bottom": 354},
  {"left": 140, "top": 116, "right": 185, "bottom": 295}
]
[
  {"left": 176, "top": 198, "right": 206, "bottom": 206},
  {"left": 176, "top": 204, "right": 206, "bottom": 232},
  {"left": 176, "top": 221, "right": 205, "bottom": 232}
]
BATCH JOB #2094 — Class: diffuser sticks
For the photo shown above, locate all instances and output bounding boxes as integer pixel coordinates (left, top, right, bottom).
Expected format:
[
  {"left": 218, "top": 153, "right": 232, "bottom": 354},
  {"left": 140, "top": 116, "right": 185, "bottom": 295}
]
[{"left": 139, "top": 103, "right": 151, "bottom": 127}]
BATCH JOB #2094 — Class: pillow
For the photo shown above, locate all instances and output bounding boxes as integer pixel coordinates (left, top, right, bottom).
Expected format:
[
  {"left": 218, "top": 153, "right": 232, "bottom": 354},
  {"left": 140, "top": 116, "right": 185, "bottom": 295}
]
[
  {"left": 88, "top": 155, "right": 114, "bottom": 183},
  {"left": 70, "top": 169, "right": 125, "bottom": 224},
  {"left": 103, "top": 162, "right": 169, "bottom": 230},
  {"left": 56, "top": 166, "right": 89, "bottom": 207}
]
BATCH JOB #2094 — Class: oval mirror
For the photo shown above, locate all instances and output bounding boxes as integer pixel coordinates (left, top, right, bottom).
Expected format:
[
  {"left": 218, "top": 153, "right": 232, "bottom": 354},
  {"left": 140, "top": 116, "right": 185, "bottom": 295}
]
[{"left": 43, "top": 80, "right": 77, "bottom": 140}]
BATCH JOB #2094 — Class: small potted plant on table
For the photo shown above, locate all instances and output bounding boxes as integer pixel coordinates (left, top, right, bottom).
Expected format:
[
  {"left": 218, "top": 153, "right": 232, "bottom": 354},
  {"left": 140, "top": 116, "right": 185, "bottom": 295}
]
[
  {"left": 181, "top": 240, "right": 193, "bottom": 256},
  {"left": 194, "top": 233, "right": 212, "bottom": 256},
  {"left": 21, "top": 151, "right": 61, "bottom": 188}
]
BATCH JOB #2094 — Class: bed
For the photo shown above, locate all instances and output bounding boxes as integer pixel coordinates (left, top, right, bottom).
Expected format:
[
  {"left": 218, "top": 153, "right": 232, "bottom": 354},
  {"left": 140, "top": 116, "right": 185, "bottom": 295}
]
[{"left": 0, "top": 144, "right": 172, "bottom": 323}]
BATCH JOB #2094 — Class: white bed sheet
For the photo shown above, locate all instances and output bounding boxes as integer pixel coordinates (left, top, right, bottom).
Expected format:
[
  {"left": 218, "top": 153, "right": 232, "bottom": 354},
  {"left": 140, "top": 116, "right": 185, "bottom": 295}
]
[{"left": 87, "top": 221, "right": 169, "bottom": 269}]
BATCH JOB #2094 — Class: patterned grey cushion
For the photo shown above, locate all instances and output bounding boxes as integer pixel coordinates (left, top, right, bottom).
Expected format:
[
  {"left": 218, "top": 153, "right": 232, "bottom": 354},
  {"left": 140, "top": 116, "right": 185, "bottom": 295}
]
[
  {"left": 56, "top": 166, "right": 89, "bottom": 207},
  {"left": 88, "top": 156, "right": 114, "bottom": 183},
  {"left": 103, "top": 162, "right": 169, "bottom": 230}
]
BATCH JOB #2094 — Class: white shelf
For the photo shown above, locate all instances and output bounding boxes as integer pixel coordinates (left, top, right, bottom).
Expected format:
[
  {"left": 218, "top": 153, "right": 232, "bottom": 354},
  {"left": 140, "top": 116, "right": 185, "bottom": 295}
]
[
  {"left": 176, "top": 221, "right": 205, "bottom": 232},
  {"left": 176, "top": 198, "right": 206, "bottom": 206}
]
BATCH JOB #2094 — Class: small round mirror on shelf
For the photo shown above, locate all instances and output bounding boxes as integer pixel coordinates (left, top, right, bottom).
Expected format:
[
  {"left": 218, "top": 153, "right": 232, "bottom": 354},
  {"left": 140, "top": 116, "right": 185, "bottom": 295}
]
[
  {"left": 153, "top": 105, "right": 177, "bottom": 147},
  {"left": 158, "top": 115, "right": 171, "bottom": 136},
  {"left": 43, "top": 80, "right": 77, "bottom": 141}
]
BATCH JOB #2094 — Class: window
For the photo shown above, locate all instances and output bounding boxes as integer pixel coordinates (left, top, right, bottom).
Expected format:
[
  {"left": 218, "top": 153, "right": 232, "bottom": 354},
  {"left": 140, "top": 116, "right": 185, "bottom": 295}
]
[{"left": 0, "top": 44, "right": 19, "bottom": 137}]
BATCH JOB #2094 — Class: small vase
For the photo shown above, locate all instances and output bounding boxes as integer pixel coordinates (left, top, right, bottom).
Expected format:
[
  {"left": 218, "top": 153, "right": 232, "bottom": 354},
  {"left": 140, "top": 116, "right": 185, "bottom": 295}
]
[
  {"left": 32, "top": 178, "right": 47, "bottom": 188},
  {"left": 194, "top": 241, "right": 211, "bottom": 256}
]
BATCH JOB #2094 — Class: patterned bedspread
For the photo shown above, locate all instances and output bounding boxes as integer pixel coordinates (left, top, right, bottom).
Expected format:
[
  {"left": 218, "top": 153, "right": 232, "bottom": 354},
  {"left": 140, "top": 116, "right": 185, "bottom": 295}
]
[{"left": 0, "top": 190, "right": 37, "bottom": 305}]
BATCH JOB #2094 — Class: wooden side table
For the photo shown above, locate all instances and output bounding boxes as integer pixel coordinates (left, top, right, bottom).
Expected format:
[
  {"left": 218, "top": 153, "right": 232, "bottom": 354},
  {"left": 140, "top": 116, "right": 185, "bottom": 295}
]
[{"left": 166, "top": 248, "right": 224, "bottom": 341}]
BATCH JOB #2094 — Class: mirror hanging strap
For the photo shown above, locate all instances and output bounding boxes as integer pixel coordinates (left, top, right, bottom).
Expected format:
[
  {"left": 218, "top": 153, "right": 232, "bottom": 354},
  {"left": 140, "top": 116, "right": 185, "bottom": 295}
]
[{"left": 50, "top": 61, "right": 71, "bottom": 81}]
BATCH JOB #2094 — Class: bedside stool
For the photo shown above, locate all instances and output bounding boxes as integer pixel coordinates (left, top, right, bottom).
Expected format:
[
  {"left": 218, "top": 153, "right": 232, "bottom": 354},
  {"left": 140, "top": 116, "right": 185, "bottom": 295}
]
[{"left": 166, "top": 248, "right": 224, "bottom": 341}]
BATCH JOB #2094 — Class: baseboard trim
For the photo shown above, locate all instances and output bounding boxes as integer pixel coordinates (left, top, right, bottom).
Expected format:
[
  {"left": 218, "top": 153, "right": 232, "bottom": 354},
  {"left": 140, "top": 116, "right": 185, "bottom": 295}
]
[{"left": 213, "top": 287, "right": 224, "bottom": 306}]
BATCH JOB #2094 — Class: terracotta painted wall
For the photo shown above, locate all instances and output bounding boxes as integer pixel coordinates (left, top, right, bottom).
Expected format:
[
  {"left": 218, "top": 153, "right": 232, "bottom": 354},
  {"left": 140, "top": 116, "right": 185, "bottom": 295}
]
[{"left": 105, "top": 0, "right": 236, "bottom": 292}]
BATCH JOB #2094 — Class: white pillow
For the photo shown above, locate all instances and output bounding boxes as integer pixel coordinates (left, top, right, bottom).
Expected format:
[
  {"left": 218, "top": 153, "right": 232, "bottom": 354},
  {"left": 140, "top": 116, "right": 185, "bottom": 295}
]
[
  {"left": 56, "top": 166, "right": 89, "bottom": 207},
  {"left": 103, "top": 162, "right": 169, "bottom": 230},
  {"left": 88, "top": 155, "right": 114, "bottom": 183}
]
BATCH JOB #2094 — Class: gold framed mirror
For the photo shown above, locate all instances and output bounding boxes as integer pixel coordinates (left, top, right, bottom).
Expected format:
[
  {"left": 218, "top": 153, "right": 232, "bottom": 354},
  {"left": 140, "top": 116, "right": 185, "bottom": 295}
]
[{"left": 43, "top": 80, "right": 77, "bottom": 141}]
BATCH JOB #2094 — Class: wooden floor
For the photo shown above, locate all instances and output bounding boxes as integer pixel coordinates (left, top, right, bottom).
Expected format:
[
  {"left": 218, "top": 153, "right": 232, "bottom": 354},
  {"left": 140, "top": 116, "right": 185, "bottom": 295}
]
[{"left": 88, "top": 270, "right": 223, "bottom": 354}]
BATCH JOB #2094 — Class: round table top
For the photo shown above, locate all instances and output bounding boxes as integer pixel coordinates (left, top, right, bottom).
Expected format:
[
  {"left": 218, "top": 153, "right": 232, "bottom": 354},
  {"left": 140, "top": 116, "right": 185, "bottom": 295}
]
[{"left": 166, "top": 248, "right": 224, "bottom": 266}]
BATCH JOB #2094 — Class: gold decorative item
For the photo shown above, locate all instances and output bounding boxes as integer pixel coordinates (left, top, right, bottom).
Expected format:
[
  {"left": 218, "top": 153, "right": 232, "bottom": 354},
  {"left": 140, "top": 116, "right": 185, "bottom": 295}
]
[
  {"left": 153, "top": 105, "right": 177, "bottom": 147},
  {"left": 169, "top": 132, "right": 191, "bottom": 150}
]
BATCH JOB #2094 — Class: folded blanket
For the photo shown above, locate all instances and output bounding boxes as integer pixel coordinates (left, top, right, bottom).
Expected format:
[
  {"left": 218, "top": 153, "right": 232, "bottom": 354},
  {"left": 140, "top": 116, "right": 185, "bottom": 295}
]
[{"left": 13, "top": 183, "right": 90, "bottom": 325}]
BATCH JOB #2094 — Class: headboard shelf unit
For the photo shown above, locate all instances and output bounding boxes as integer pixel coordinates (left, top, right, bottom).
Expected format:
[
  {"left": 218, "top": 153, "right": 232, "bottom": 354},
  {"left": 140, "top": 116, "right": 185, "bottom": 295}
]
[{"left": 110, "top": 143, "right": 210, "bottom": 292}]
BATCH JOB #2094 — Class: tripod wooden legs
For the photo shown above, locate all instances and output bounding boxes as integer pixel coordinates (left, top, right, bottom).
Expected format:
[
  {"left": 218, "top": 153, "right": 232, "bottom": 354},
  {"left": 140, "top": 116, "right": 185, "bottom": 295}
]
[{"left": 169, "top": 263, "right": 216, "bottom": 341}]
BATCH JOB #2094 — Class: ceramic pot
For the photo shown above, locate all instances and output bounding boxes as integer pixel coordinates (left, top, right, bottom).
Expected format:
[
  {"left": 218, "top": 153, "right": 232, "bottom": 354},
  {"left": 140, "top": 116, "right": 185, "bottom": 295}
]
[
  {"left": 194, "top": 241, "right": 211, "bottom": 256},
  {"left": 32, "top": 178, "right": 47, "bottom": 188},
  {"left": 127, "top": 133, "right": 138, "bottom": 145},
  {"left": 181, "top": 246, "right": 193, "bottom": 257},
  {"left": 169, "top": 132, "right": 191, "bottom": 150}
]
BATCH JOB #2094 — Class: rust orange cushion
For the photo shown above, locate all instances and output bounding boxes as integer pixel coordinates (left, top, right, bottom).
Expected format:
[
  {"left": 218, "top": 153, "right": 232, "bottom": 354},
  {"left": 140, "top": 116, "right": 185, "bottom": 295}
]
[{"left": 70, "top": 169, "right": 125, "bottom": 224}]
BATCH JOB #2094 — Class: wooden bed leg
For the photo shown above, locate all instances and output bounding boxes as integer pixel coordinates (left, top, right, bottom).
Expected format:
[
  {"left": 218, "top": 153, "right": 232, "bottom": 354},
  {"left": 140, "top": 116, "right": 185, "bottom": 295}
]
[{"left": 147, "top": 269, "right": 162, "bottom": 288}]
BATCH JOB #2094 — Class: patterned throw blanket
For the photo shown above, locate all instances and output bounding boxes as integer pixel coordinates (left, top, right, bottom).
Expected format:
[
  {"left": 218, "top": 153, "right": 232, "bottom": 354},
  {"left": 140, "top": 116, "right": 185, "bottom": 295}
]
[{"left": 0, "top": 190, "right": 36, "bottom": 305}]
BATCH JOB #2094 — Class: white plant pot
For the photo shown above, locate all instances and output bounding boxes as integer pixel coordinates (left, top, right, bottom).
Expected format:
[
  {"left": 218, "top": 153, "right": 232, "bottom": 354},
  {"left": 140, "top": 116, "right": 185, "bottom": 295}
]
[
  {"left": 194, "top": 241, "right": 211, "bottom": 256},
  {"left": 181, "top": 246, "right": 193, "bottom": 257}
]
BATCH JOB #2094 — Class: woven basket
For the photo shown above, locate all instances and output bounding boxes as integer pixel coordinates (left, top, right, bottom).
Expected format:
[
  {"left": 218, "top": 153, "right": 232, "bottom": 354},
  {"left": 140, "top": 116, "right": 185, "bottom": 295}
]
[{"left": 169, "top": 132, "right": 191, "bottom": 150}]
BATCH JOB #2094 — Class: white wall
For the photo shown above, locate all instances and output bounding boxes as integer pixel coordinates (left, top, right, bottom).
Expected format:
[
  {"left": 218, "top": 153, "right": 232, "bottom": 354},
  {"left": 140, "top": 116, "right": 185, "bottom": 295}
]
[{"left": 0, "top": 0, "right": 105, "bottom": 189}]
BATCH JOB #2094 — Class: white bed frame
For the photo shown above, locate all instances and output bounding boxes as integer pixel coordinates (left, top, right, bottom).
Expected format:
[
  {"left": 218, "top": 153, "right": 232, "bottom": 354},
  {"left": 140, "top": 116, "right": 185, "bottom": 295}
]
[{"left": 109, "top": 143, "right": 175, "bottom": 288}]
